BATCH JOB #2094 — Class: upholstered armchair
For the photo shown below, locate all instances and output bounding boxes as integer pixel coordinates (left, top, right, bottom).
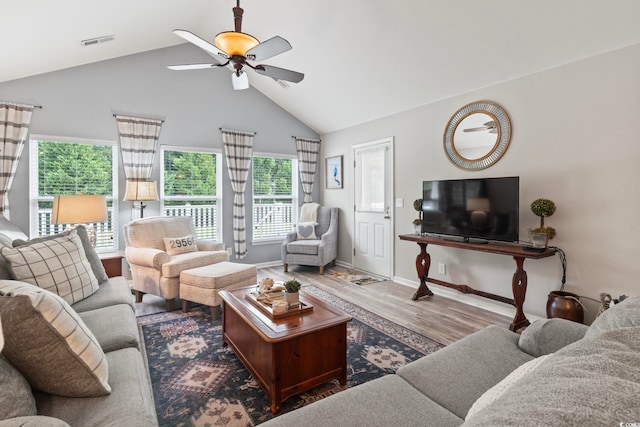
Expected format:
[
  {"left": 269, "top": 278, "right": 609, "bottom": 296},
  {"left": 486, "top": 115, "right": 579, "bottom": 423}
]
[
  {"left": 282, "top": 206, "right": 338, "bottom": 275},
  {"left": 124, "top": 216, "right": 228, "bottom": 310}
]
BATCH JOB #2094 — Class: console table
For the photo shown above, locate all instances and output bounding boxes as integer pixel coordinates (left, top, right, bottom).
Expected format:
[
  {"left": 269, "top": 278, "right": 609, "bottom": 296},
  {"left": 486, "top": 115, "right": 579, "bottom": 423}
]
[{"left": 399, "top": 234, "right": 557, "bottom": 331}]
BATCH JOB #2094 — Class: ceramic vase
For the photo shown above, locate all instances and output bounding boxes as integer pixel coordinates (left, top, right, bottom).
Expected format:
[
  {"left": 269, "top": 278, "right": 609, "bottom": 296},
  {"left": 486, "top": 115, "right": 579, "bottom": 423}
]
[
  {"left": 284, "top": 291, "right": 299, "bottom": 305},
  {"left": 546, "top": 291, "right": 584, "bottom": 323}
]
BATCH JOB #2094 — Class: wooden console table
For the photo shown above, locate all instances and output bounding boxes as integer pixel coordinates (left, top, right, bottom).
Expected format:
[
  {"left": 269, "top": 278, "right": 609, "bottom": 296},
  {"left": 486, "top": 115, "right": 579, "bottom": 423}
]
[{"left": 399, "top": 234, "right": 557, "bottom": 331}]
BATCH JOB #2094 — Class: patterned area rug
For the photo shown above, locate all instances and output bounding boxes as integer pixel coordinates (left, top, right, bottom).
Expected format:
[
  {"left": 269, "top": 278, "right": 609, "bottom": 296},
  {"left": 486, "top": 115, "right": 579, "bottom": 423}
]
[
  {"left": 138, "top": 285, "right": 444, "bottom": 426},
  {"left": 329, "top": 269, "right": 386, "bottom": 285}
]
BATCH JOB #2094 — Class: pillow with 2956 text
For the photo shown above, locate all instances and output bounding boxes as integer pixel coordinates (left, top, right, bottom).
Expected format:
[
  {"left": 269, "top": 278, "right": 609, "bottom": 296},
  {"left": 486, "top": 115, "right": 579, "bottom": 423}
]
[{"left": 163, "top": 234, "right": 198, "bottom": 256}]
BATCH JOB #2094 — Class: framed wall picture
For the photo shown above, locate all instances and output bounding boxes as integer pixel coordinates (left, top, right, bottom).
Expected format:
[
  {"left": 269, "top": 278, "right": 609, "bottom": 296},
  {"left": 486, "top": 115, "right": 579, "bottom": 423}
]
[{"left": 325, "top": 155, "right": 343, "bottom": 189}]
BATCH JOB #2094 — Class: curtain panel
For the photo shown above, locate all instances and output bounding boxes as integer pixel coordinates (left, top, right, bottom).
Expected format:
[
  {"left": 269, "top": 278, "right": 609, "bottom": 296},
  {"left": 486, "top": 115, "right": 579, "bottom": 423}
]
[
  {"left": 0, "top": 102, "right": 35, "bottom": 219},
  {"left": 114, "top": 115, "right": 163, "bottom": 180},
  {"left": 222, "top": 129, "right": 255, "bottom": 259},
  {"left": 294, "top": 137, "right": 321, "bottom": 203}
]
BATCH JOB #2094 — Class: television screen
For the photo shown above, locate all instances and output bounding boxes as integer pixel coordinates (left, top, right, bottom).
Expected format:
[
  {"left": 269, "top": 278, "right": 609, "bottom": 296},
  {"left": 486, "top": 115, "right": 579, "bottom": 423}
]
[{"left": 421, "top": 176, "right": 519, "bottom": 243}]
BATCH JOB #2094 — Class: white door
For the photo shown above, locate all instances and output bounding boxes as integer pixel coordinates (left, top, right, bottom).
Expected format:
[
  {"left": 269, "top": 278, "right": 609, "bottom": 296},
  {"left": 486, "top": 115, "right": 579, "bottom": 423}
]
[{"left": 353, "top": 138, "right": 393, "bottom": 278}]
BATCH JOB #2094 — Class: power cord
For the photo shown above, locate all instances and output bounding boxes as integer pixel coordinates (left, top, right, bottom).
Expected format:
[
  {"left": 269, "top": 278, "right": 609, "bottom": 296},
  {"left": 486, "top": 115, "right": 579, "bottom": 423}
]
[{"left": 549, "top": 246, "right": 567, "bottom": 291}]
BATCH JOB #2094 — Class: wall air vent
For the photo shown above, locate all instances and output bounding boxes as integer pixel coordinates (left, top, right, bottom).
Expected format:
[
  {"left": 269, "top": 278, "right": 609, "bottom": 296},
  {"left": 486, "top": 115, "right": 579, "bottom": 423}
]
[{"left": 80, "top": 34, "right": 115, "bottom": 47}]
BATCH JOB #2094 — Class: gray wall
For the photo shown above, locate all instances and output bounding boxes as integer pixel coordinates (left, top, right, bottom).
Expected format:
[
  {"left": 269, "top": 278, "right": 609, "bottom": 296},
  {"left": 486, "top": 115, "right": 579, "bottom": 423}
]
[
  {"left": 1, "top": 43, "right": 319, "bottom": 265},
  {"left": 321, "top": 42, "right": 640, "bottom": 323}
]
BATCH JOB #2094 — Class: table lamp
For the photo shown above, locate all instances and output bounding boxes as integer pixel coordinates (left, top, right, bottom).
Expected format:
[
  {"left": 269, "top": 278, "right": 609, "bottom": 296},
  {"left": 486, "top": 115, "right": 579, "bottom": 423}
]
[
  {"left": 123, "top": 180, "right": 159, "bottom": 218},
  {"left": 52, "top": 194, "right": 108, "bottom": 246}
]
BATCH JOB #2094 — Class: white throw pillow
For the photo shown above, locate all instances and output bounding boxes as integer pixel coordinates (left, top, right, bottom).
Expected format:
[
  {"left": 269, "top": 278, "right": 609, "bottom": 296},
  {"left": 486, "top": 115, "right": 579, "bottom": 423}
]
[
  {"left": 465, "top": 354, "right": 550, "bottom": 420},
  {"left": 0, "top": 280, "right": 111, "bottom": 397},
  {"left": 163, "top": 234, "right": 198, "bottom": 256},
  {"left": 0, "top": 230, "right": 99, "bottom": 305},
  {"left": 296, "top": 222, "right": 318, "bottom": 240}
]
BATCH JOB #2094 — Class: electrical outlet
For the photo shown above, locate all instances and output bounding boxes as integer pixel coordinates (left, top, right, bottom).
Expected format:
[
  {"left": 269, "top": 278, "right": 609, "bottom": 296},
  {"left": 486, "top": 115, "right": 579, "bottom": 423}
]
[{"left": 438, "top": 263, "right": 446, "bottom": 275}]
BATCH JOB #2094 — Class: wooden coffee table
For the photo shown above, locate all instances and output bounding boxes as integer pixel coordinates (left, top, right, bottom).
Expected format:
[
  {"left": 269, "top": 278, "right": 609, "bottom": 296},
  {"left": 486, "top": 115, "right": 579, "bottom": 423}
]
[{"left": 219, "top": 286, "right": 352, "bottom": 414}]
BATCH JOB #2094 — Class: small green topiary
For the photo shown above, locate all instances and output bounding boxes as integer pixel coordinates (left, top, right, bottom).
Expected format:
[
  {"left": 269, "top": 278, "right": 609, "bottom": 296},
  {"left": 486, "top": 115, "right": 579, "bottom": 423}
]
[
  {"left": 530, "top": 198, "right": 557, "bottom": 239},
  {"left": 413, "top": 198, "right": 423, "bottom": 225},
  {"left": 284, "top": 279, "right": 301, "bottom": 293}
]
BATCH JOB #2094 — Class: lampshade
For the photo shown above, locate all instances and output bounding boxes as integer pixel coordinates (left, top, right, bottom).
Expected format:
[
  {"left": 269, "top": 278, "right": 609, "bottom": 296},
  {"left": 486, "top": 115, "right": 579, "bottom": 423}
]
[
  {"left": 52, "top": 195, "right": 108, "bottom": 225},
  {"left": 214, "top": 31, "right": 259, "bottom": 56},
  {"left": 123, "top": 180, "right": 159, "bottom": 202}
]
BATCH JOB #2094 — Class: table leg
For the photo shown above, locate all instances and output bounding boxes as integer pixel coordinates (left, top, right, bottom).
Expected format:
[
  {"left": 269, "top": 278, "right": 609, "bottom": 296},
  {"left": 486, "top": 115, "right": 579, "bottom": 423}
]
[
  {"left": 412, "top": 242, "right": 434, "bottom": 300},
  {"left": 510, "top": 256, "right": 530, "bottom": 331}
]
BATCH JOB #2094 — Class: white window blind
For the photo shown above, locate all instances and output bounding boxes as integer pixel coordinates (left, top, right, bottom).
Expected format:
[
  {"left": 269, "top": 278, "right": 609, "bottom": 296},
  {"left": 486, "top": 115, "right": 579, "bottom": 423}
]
[
  {"left": 161, "top": 146, "right": 222, "bottom": 241},
  {"left": 29, "top": 136, "right": 119, "bottom": 252},
  {"left": 252, "top": 154, "right": 298, "bottom": 241}
]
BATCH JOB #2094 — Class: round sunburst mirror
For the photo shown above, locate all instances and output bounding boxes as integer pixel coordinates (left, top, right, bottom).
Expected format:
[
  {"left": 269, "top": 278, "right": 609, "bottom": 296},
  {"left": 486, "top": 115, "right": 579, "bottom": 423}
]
[{"left": 443, "top": 101, "right": 512, "bottom": 170}]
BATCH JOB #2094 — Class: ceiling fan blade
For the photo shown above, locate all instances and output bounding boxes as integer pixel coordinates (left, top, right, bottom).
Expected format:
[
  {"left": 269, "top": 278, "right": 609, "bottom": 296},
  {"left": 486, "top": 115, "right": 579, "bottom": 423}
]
[
  {"left": 167, "top": 63, "right": 227, "bottom": 71},
  {"left": 246, "top": 36, "right": 292, "bottom": 61},
  {"left": 172, "top": 29, "right": 228, "bottom": 60},
  {"left": 254, "top": 64, "right": 304, "bottom": 83},
  {"left": 463, "top": 127, "right": 489, "bottom": 133}
]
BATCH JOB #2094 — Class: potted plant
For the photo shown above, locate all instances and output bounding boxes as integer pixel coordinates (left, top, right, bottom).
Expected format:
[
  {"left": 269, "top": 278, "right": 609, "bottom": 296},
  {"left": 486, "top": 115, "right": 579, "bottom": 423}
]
[
  {"left": 529, "top": 198, "right": 557, "bottom": 247},
  {"left": 283, "top": 279, "right": 301, "bottom": 304},
  {"left": 413, "top": 198, "right": 423, "bottom": 234}
]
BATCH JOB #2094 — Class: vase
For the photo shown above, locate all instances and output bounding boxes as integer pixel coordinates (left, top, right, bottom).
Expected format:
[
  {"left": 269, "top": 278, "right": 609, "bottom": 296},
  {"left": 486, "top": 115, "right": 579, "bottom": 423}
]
[
  {"left": 414, "top": 223, "right": 422, "bottom": 235},
  {"left": 284, "top": 291, "right": 299, "bottom": 305},
  {"left": 546, "top": 291, "right": 584, "bottom": 323},
  {"left": 529, "top": 231, "right": 548, "bottom": 248}
]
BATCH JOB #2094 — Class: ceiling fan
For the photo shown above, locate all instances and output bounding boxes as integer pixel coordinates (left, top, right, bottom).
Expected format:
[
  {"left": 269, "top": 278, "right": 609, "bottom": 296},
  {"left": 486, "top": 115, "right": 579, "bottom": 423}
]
[
  {"left": 463, "top": 121, "right": 498, "bottom": 134},
  {"left": 167, "top": 0, "right": 304, "bottom": 90}
]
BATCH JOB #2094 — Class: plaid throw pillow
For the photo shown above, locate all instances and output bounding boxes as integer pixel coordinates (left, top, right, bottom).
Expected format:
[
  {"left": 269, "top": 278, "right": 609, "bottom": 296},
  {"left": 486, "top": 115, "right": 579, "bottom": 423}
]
[{"left": 0, "top": 230, "right": 99, "bottom": 305}]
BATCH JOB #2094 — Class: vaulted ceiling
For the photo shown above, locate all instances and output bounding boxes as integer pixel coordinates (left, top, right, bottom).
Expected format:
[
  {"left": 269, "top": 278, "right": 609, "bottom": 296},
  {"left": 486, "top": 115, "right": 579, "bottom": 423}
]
[{"left": 3, "top": 1, "right": 640, "bottom": 134}]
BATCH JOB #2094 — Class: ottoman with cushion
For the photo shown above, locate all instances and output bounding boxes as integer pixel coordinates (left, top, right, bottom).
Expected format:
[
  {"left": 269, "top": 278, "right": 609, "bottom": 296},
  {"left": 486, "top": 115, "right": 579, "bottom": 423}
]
[{"left": 180, "top": 261, "right": 257, "bottom": 319}]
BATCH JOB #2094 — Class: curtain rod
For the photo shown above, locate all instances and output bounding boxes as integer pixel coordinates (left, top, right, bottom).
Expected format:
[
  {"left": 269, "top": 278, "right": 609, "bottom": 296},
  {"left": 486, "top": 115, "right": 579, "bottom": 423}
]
[
  {"left": 0, "top": 102, "right": 42, "bottom": 109},
  {"left": 112, "top": 114, "right": 164, "bottom": 123},
  {"left": 219, "top": 128, "right": 256, "bottom": 135},
  {"left": 291, "top": 136, "right": 320, "bottom": 141}
]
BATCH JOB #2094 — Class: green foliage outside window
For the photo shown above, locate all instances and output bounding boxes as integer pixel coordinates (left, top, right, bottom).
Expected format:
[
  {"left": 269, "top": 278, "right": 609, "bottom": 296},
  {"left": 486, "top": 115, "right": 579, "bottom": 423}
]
[
  {"left": 163, "top": 150, "right": 216, "bottom": 201},
  {"left": 253, "top": 156, "right": 292, "bottom": 201}
]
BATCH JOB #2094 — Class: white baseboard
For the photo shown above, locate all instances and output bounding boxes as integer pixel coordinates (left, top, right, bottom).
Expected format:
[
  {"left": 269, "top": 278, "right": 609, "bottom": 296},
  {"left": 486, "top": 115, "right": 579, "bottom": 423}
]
[{"left": 392, "top": 274, "right": 544, "bottom": 323}]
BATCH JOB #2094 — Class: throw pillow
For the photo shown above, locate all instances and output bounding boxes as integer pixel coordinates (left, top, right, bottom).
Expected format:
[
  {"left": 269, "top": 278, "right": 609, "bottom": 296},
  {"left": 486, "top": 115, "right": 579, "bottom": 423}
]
[
  {"left": 465, "top": 354, "right": 549, "bottom": 420},
  {"left": 13, "top": 225, "right": 109, "bottom": 283},
  {"left": 0, "top": 355, "right": 37, "bottom": 419},
  {"left": 163, "top": 234, "right": 198, "bottom": 256},
  {"left": 296, "top": 222, "right": 318, "bottom": 240},
  {"left": 0, "top": 280, "right": 111, "bottom": 397},
  {"left": 585, "top": 296, "right": 640, "bottom": 338},
  {"left": 1, "top": 230, "right": 99, "bottom": 305}
]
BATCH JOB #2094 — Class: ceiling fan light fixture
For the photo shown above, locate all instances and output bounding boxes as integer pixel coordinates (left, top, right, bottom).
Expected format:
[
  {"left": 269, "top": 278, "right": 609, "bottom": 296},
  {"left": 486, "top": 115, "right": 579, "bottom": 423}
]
[
  {"left": 231, "top": 70, "right": 249, "bottom": 90},
  {"left": 214, "top": 31, "right": 259, "bottom": 56}
]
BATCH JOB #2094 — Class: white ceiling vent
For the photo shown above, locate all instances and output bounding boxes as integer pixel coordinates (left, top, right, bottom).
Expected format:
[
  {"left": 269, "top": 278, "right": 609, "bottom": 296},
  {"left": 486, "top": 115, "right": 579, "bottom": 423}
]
[{"left": 80, "top": 35, "right": 115, "bottom": 47}]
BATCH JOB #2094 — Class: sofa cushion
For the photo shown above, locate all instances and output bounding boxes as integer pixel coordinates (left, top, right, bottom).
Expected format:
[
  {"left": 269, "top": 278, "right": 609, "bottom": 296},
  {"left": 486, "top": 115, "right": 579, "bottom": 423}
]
[
  {"left": 0, "top": 215, "right": 28, "bottom": 247},
  {"left": 1, "top": 230, "right": 99, "bottom": 305},
  {"left": 585, "top": 296, "right": 640, "bottom": 338},
  {"left": 126, "top": 215, "right": 196, "bottom": 251},
  {"left": 13, "top": 225, "right": 108, "bottom": 283},
  {"left": 0, "top": 355, "right": 37, "bottom": 419},
  {"left": 397, "top": 325, "right": 534, "bottom": 419},
  {"left": 518, "top": 318, "right": 588, "bottom": 357},
  {"left": 465, "top": 354, "right": 550, "bottom": 419},
  {"left": 258, "top": 374, "right": 463, "bottom": 427},
  {"left": 0, "top": 280, "right": 111, "bottom": 397},
  {"left": 70, "top": 276, "right": 134, "bottom": 313},
  {"left": 286, "top": 240, "right": 320, "bottom": 255},
  {"left": 463, "top": 326, "right": 640, "bottom": 426},
  {"left": 163, "top": 234, "right": 198, "bottom": 256},
  {"left": 34, "top": 347, "right": 159, "bottom": 427},
  {"left": 0, "top": 416, "right": 70, "bottom": 427},
  {"left": 78, "top": 304, "right": 140, "bottom": 352}
]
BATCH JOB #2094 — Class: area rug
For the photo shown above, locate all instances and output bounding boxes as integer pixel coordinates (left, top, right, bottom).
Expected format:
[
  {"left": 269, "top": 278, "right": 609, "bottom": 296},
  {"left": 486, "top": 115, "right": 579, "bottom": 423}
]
[
  {"left": 329, "top": 269, "right": 386, "bottom": 285},
  {"left": 138, "top": 286, "right": 444, "bottom": 426}
]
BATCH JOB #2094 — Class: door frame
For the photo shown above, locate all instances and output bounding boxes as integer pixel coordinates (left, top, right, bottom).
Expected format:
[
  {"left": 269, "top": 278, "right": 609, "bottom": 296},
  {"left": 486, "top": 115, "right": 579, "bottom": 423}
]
[{"left": 352, "top": 136, "right": 395, "bottom": 278}]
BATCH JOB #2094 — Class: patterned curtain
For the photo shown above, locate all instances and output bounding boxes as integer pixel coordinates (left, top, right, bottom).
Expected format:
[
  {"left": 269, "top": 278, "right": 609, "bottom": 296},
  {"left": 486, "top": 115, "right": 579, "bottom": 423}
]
[
  {"left": 0, "top": 102, "right": 34, "bottom": 219},
  {"left": 222, "top": 129, "right": 255, "bottom": 259},
  {"left": 295, "top": 137, "right": 321, "bottom": 203},
  {"left": 114, "top": 115, "right": 163, "bottom": 180}
]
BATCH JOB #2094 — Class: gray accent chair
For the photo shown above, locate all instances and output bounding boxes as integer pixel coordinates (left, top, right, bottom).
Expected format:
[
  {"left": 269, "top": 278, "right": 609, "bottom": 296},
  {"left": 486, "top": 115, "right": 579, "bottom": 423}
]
[{"left": 281, "top": 207, "right": 338, "bottom": 275}]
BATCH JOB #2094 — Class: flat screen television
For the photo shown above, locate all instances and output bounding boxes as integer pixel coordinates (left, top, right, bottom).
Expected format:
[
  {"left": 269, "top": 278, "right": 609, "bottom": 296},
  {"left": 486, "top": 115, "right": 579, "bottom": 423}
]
[{"left": 421, "top": 176, "right": 519, "bottom": 243}]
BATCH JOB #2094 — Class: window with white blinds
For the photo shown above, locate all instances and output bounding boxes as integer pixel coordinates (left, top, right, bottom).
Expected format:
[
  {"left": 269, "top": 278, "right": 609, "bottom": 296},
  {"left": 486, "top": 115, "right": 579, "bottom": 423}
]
[
  {"left": 161, "top": 146, "right": 222, "bottom": 241},
  {"left": 252, "top": 154, "right": 298, "bottom": 241},
  {"left": 29, "top": 136, "right": 119, "bottom": 252}
]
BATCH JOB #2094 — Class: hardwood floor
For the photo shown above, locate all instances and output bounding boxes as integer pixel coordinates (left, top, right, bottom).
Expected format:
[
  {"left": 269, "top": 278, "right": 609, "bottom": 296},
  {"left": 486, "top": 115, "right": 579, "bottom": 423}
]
[{"left": 134, "top": 264, "right": 512, "bottom": 346}]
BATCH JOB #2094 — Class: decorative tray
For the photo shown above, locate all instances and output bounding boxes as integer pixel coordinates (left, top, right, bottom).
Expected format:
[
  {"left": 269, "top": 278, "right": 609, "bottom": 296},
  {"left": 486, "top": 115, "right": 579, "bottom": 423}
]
[{"left": 245, "top": 291, "right": 313, "bottom": 319}]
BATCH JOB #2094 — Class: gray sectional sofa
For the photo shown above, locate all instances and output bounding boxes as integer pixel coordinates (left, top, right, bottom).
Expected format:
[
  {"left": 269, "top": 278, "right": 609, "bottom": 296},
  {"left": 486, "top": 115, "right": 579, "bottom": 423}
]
[
  {"left": 0, "top": 218, "right": 157, "bottom": 427},
  {"left": 261, "top": 296, "right": 640, "bottom": 426}
]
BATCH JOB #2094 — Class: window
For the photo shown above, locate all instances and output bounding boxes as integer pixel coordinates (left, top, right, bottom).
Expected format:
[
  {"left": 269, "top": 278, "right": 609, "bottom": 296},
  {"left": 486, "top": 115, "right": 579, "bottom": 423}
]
[
  {"left": 161, "top": 147, "right": 222, "bottom": 240},
  {"left": 29, "top": 136, "right": 119, "bottom": 252},
  {"left": 252, "top": 154, "right": 298, "bottom": 241}
]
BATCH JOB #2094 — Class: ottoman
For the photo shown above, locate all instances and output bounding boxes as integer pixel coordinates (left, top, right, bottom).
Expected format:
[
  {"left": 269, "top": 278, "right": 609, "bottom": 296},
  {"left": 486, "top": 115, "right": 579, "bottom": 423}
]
[{"left": 180, "top": 261, "right": 257, "bottom": 319}]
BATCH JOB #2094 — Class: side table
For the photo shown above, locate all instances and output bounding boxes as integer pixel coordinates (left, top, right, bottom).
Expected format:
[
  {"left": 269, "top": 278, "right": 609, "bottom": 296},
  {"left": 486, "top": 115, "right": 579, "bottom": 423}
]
[{"left": 98, "top": 251, "right": 125, "bottom": 278}]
